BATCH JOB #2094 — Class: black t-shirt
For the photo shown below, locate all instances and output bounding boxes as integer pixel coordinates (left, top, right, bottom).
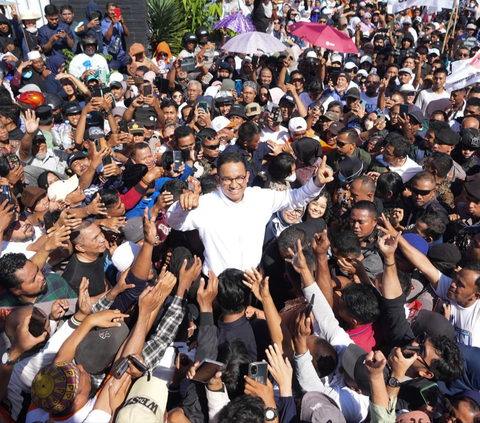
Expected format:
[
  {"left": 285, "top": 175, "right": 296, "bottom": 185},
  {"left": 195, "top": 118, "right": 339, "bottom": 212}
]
[
  {"left": 9, "top": 127, "right": 24, "bottom": 142},
  {"left": 62, "top": 252, "right": 112, "bottom": 297}
]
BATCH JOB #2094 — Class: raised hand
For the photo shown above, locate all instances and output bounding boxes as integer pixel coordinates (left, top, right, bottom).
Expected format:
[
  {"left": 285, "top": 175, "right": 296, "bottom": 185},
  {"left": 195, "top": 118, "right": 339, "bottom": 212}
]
[
  {"left": 77, "top": 277, "right": 93, "bottom": 317},
  {"left": 24, "top": 109, "right": 40, "bottom": 134},
  {"left": 285, "top": 239, "right": 308, "bottom": 274},
  {"left": 142, "top": 206, "right": 157, "bottom": 245},
  {"left": 364, "top": 350, "right": 387, "bottom": 379},
  {"left": 197, "top": 271, "right": 219, "bottom": 313},
  {"left": 377, "top": 232, "right": 401, "bottom": 260},
  {"left": 45, "top": 225, "right": 71, "bottom": 252},
  {"left": 311, "top": 230, "right": 330, "bottom": 258},
  {"left": 86, "top": 194, "right": 108, "bottom": 216},
  {"left": 86, "top": 309, "right": 129, "bottom": 328},
  {"left": 178, "top": 256, "right": 202, "bottom": 296},
  {"left": 315, "top": 156, "right": 334, "bottom": 185},
  {"left": 50, "top": 299, "right": 69, "bottom": 321},
  {"left": 265, "top": 343, "right": 293, "bottom": 396},
  {"left": 243, "top": 267, "right": 271, "bottom": 303},
  {"left": 179, "top": 179, "right": 201, "bottom": 211}
]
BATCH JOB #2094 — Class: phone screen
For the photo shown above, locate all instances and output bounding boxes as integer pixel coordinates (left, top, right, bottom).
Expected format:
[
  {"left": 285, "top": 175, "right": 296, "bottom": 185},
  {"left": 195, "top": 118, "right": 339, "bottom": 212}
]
[
  {"left": 192, "top": 359, "right": 224, "bottom": 382},
  {"left": 173, "top": 150, "right": 182, "bottom": 172},
  {"left": 114, "top": 7, "right": 121, "bottom": 19},
  {"left": 399, "top": 104, "right": 409, "bottom": 116}
]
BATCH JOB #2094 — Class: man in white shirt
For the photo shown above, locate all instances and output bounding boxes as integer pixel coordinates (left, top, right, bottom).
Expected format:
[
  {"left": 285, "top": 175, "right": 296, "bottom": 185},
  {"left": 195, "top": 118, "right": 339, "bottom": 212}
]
[
  {"left": 414, "top": 68, "right": 451, "bottom": 119},
  {"left": 68, "top": 35, "right": 109, "bottom": 80},
  {"left": 166, "top": 151, "right": 334, "bottom": 275},
  {"left": 378, "top": 136, "right": 422, "bottom": 183}
]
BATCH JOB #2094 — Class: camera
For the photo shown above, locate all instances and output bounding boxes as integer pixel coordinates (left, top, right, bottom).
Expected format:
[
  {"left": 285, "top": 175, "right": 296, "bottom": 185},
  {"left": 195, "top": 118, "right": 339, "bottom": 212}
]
[{"left": 250, "top": 365, "right": 257, "bottom": 375}]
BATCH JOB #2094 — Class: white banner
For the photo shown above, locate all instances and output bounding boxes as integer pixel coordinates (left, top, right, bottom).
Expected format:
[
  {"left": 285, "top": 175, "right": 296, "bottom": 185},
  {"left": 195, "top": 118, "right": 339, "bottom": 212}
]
[
  {"left": 387, "top": 0, "right": 454, "bottom": 14},
  {"left": 445, "top": 51, "right": 480, "bottom": 91}
]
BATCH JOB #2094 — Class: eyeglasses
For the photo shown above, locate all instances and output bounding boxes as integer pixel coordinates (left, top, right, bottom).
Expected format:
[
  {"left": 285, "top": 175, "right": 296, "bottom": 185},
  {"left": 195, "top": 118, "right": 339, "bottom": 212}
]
[
  {"left": 457, "top": 53, "right": 470, "bottom": 58},
  {"left": 8, "top": 213, "right": 27, "bottom": 231},
  {"left": 158, "top": 52, "right": 168, "bottom": 58},
  {"left": 219, "top": 175, "right": 247, "bottom": 184},
  {"left": 274, "top": 21, "right": 280, "bottom": 24},
  {"left": 414, "top": 332, "right": 433, "bottom": 372},
  {"left": 336, "top": 140, "right": 352, "bottom": 148},
  {"left": 287, "top": 209, "right": 304, "bottom": 217},
  {"left": 410, "top": 186, "right": 434, "bottom": 196},
  {"left": 173, "top": 94, "right": 183, "bottom": 99},
  {"left": 291, "top": 78, "right": 304, "bottom": 83},
  {"left": 204, "top": 143, "right": 220, "bottom": 150}
]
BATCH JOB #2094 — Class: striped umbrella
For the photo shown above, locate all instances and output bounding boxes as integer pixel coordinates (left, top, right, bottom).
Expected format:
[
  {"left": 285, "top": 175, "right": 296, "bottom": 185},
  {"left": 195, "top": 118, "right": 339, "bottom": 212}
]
[{"left": 213, "top": 12, "right": 256, "bottom": 34}]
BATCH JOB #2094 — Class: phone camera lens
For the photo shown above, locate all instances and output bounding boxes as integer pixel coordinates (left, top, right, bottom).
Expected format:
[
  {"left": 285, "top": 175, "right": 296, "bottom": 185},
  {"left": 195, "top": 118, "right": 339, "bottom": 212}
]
[{"left": 250, "top": 365, "right": 257, "bottom": 375}]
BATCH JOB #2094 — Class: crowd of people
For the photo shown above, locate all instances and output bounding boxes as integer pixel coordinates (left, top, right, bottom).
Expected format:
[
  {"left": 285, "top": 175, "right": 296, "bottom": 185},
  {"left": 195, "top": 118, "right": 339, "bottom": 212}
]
[{"left": 0, "top": 0, "right": 480, "bottom": 421}]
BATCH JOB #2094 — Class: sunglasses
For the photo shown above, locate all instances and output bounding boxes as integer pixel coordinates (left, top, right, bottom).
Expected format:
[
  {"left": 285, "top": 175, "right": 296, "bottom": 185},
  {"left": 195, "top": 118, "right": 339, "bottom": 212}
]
[
  {"left": 8, "top": 213, "right": 27, "bottom": 231},
  {"left": 204, "top": 143, "right": 220, "bottom": 150},
  {"left": 457, "top": 53, "right": 470, "bottom": 57},
  {"left": 336, "top": 140, "right": 352, "bottom": 148},
  {"left": 410, "top": 186, "right": 433, "bottom": 196},
  {"left": 173, "top": 94, "right": 183, "bottom": 99},
  {"left": 158, "top": 52, "right": 168, "bottom": 58},
  {"left": 291, "top": 78, "right": 304, "bottom": 83},
  {"left": 414, "top": 332, "right": 432, "bottom": 372}
]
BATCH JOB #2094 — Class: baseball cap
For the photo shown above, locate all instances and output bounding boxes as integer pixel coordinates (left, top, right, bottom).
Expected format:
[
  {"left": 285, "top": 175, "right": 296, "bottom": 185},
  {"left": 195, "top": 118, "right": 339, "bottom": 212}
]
[
  {"left": 399, "top": 67, "right": 414, "bottom": 76},
  {"left": 88, "top": 126, "right": 104, "bottom": 140},
  {"left": 428, "top": 48, "right": 440, "bottom": 56},
  {"left": 345, "top": 87, "right": 361, "bottom": 99},
  {"left": 399, "top": 83, "right": 416, "bottom": 93},
  {"left": 331, "top": 53, "right": 343, "bottom": 64},
  {"left": 110, "top": 80, "right": 123, "bottom": 89},
  {"left": 211, "top": 116, "right": 235, "bottom": 132},
  {"left": 63, "top": 101, "right": 82, "bottom": 115},
  {"left": 288, "top": 116, "right": 307, "bottom": 133},
  {"left": 300, "top": 392, "right": 346, "bottom": 423},
  {"left": 408, "top": 109, "right": 424, "bottom": 124},
  {"left": 466, "top": 23, "right": 477, "bottom": 30},
  {"left": 135, "top": 105, "right": 157, "bottom": 126},
  {"left": 322, "top": 111, "right": 340, "bottom": 122},
  {"left": 18, "top": 83, "right": 42, "bottom": 93},
  {"left": 360, "top": 55, "right": 372, "bottom": 64},
  {"left": 75, "top": 323, "right": 129, "bottom": 374},
  {"left": 112, "top": 241, "right": 142, "bottom": 273},
  {"left": 410, "top": 309, "right": 455, "bottom": 339},
  {"left": 67, "top": 151, "right": 87, "bottom": 167},
  {"left": 122, "top": 217, "right": 144, "bottom": 243},
  {"left": 221, "top": 78, "right": 235, "bottom": 91},
  {"left": 357, "top": 69, "right": 369, "bottom": 78},
  {"left": 279, "top": 95, "right": 296, "bottom": 106},
  {"left": 344, "top": 61, "right": 358, "bottom": 70},
  {"left": 329, "top": 121, "right": 345, "bottom": 135},
  {"left": 227, "top": 104, "right": 247, "bottom": 120},
  {"left": 21, "top": 187, "right": 47, "bottom": 209},
  {"left": 245, "top": 102, "right": 262, "bottom": 117},
  {"left": 47, "top": 175, "right": 79, "bottom": 201},
  {"left": 31, "top": 361, "right": 80, "bottom": 414},
  {"left": 403, "top": 16, "right": 412, "bottom": 24},
  {"left": 116, "top": 375, "right": 168, "bottom": 423}
]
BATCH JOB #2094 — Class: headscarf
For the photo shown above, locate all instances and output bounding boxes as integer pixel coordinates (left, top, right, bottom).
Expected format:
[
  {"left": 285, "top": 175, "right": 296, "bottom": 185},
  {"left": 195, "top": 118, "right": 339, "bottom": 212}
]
[
  {"left": 360, "top": 13, "right": 375, "bottom": 31},
  {"left": 46, "top": 54, "right": 65, "bottom": 75},
  {"left": 292, "top": 137, "right": 323, "bottom": 166},
  {"left": 310, "top": 7, "right": 321, "bottom": 22},
  {"left": 348, "top": 16, "right": 361, "bottom": 34},
  {"left": 155, "top": 41, "right": 173, "bottom": 63},
  {"left": 264, "top": 206, "right": 305, "bottom": 245}
]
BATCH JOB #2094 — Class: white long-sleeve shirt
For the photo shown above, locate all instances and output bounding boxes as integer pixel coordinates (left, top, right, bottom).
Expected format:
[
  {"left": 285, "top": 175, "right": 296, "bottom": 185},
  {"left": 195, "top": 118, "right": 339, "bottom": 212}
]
[
  {"left": 166, "top": 178, "right": 324, "bottom": 275},
  {"left": 294, "top": 283, "right": 370, "bottom": 423}
]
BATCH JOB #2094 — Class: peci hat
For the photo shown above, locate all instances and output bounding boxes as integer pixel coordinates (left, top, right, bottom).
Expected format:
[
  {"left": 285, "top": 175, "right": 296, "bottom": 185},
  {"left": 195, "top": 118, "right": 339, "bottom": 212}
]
[
  {"left": 31, "top": 361, "right": 80, "bottom": 414},
  {"left": 435, "top": 128, "right": 460, "bottom": 146},
  {"left": 122, "top": 164, "right": 148, "bottom": 189},
  {"left": 465, "top": 179, "right": 480, "bottom": 201},
  {"left": 47, "top": 175, "right": 79, "bottom": 201},
  {"left": 338, "top": 156, "right": 365, "bottom": 183},
  {"left": 21, "top": 187, "right": 47, "bottom": 209},
  {"left": 116, "top": 376, "right": 169, "bottom": 423}
]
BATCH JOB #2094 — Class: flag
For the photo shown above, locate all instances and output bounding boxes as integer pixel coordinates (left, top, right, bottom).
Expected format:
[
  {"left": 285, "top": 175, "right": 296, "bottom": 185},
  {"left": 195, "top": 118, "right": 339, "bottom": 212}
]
[
  {"left": 387, "top": 0, "right": 454, "bottom": 14},
  {"left": 445, "top": 51, "right": 480, "bottom": 92}
]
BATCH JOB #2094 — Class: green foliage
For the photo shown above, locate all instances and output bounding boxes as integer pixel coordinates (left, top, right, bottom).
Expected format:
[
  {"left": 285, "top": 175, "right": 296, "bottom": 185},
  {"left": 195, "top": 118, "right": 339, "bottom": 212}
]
[{"left": 147, "top": 0, "right": 187, "bottom": 56}]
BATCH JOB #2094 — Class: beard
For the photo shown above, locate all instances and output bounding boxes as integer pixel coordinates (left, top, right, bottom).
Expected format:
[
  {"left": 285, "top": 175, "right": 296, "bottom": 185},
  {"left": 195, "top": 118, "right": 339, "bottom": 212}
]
[{"left": 35, "top": 151, "right": 47, "bottom": 160}]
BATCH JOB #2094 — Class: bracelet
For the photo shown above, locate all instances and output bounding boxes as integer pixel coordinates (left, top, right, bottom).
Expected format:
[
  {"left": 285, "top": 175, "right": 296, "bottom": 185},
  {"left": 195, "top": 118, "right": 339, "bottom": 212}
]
[
  {"left": 141, "top": 178, "right": 151, "bottom": 186},
  {"left": 384, "top": 261, "right": 396, "bottom": 267}
]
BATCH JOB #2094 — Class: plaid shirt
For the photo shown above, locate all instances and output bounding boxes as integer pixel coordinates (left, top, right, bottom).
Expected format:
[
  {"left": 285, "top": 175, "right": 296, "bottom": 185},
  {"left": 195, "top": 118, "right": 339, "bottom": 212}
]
[
  {"left": 0, "top": 273, "right": 77, "bottom": 308},
  {"left": 142, "top": 296, "right": 186, "bottom": 371}
]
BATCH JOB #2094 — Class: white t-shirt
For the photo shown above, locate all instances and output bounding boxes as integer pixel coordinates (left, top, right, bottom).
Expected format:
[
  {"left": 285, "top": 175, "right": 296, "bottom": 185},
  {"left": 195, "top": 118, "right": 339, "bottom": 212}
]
[
  {"left": 435, "top": 270, "right": 480, "bottom": 347},
  {"left": 260, "top": 126, "right": 289, "bottom": 144},
  {"left": 414, "top": 89, "right": 451, "bottom": 119}
]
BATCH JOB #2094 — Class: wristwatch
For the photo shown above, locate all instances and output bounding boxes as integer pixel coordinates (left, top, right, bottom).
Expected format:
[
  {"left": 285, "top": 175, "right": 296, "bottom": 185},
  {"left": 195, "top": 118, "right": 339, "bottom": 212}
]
[
  {"left": 2, "top": 350, "right": 20, "bottom": 366},
  {"left": 265, "top": 407, "right": 278, "bottom": 421},
  {"left": 387, "top": 376, "right": 401, "bottom": 388}
]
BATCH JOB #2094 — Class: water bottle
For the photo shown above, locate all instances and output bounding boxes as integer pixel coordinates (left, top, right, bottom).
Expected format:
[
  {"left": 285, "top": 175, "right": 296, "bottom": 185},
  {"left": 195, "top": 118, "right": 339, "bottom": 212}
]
[{"left": 62, "top": 120, "right": 73, "bottom": 150}]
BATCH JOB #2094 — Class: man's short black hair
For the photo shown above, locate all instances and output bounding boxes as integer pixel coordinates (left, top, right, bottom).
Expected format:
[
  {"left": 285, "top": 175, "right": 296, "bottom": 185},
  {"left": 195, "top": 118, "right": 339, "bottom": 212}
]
[
  {"left": 466, "top": 97, "right": 480, "bottom": 109},
  {"left": 0, "top": 104, "right": 21, "bottom": 122},
  {"left": 342, "top": 283, "right": 380, "bottom": 324},
  {"left": 161, "top": 179, "right": 188, "bottom": 201},
  {"left": 429, "top": 152, "right": 453, "bottom": 179},
  {"left": 338, "top": 127, "right": 358, "bottom": 143},
  {"left": 45, "top": 4, "right": 59, "bottom": 15},
  {"left": 386, "top": 137, "right": 409, "bottom": 158},
  {"left": 398, "top": 269, "right": 412, "bottom": 297},
  {"left": 351, "top": 200, "right": 378, "bottom": 218},
  {"left": 217, "top": 152, "right": 247, "bottom": 174},
  {"left": 410, "top": 170, "right": 436, "bottom": 186},
  {"left": 268, "top": 153, "right": 295, "bottom": 183},
  {"left": 174, "top": 125, "right": 194, "bottom": 142},
  {"left": 429, "top": 335, "right": 464, "bottom": 382},
  {"left": 131, "top": 142, "right": 151, "bottom": 160},
  {"left": 161, "top": 99, "right": 178, "bottom": 110},
  {"left": 92, "top": 189, "right": 120, "bottom": 210},
  {"left": 60, "top": 4, "right": 74, "bottom": 13},
  {"left": 0, "top": 253, "right": 28, "bottom": 290},
  {"left": 197, "top": 128, "right": 217, "bottom": 144},
  {"left": 463, "top": 261, "right": 480, "bottom": 291},
  {"left": 200, "top": 174, "right": 219, "bottom": 194},
  {"left": 376, "top": 171, "right": 404, "bottom": 199},
  {"left": 433, "top": 67, "right": 448, "bottom": 78},
  {"left": 218, "top": 268, "right": 250, "bottom": 315},
  {"left": 428, "top": 120, "right": 450, "bottom": 134},
  {"left": 218, "top": 395, "right": 264, "bottom": 423},
  {"left": 331, "top": 230, "right": 361, "bottom": 257},
  {"left": 309, "top": 336, "right": 338, "bottom": 378},
  {"left": 277, "top": 226, "right": 307, "bottom": 252},
  {"left": 417, "top": 213, "right": 446, "bottom": 242},
  {"left": 238, "top": 121, "right": 260, "bottom": 143}
]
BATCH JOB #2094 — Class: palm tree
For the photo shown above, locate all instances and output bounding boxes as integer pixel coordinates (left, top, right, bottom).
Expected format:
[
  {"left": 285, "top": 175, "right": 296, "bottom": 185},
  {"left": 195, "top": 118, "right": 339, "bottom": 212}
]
[{"left": 147, "top": 0, "right": 187, "bottom": 56}]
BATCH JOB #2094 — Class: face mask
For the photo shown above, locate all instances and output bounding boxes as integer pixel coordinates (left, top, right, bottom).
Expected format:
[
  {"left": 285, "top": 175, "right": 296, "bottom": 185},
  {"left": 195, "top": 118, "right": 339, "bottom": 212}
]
[
  {"left": 364, "top": 120, "right": 374, "bottom": 130},
  {"left": 26, "top": 27, "right": 38, "bottom": 34},
  {"left": 285, "top": 172, "right": 297, "bottom": 182},
  {"left": 23, "top": 71, "right": 33, "bottom": 79},
  {"left": 53, "top": 112, "right": 64, "bottom": 124}
]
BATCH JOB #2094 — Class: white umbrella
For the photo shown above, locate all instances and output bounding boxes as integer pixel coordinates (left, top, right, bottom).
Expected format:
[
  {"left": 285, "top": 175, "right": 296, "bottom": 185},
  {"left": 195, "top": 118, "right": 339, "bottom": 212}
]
[{"left": 222, "top": 32, "right": 287, "bottom": 55}]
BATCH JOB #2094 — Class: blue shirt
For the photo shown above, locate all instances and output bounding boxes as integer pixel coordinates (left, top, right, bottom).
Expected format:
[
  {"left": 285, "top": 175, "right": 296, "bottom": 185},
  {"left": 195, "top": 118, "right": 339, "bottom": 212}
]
[
  {"left": 100, "top": 18, "right": 125, "bottom": 58},
  {"left": 38, "top": 22, "right": 74, "bottom": 56}
]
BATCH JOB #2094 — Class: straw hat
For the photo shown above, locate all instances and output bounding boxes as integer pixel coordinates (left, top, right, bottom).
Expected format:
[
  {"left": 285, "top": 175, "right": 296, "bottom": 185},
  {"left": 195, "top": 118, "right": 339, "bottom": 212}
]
[{"left": 21, "top": 10, "right": 41, "bottom": 21}]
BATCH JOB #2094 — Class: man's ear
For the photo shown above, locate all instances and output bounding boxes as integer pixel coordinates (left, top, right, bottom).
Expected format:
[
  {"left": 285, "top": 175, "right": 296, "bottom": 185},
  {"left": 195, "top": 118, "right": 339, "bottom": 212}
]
[
  {"left": 418, "top": 368, "right": 435, "bottom": 380},
  {"left": 75, "top": 243, "right": 85, "bottom": 253},
  {"left": 10, "top": 287, "right": 22, "bottom": 297}
]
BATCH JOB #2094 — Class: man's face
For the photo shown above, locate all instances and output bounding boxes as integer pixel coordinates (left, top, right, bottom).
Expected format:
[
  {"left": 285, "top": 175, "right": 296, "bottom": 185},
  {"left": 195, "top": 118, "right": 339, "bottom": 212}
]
[
  {"left": 32, "top": 140, "right": 48, "bottom": 160},
  {"left": 260, "top": 69, "right": 272, "bottom": 85},
  {"left": 186, "top": 84, "right": 201, "bottom": 103},
  {"left": 66, "top": 186, "right": 86, "bottom": 204},
  {"left": 61, "top": 9, "right": 74, "bottom": 24},
  {"left": 66, "top": 112, "right": 81, "bottom": 127},
  {"left": 279, "top": 102, "right": 295, "bottom": 120},
  {"left": 382, "top": 144, "right": 404, "bottom": 167},
  {"left": 423, "top": 129, "right": 436, "bottom": 150},
  {"left": 447, "top": 269, "right": 480, "bottom": 303},
  {"left": 433, "top": 72, "right": 446, "bottom": 90},
  {"left": 450, "top": 90, "right": 466, "bottom": 107},
  {"left": 71, "top": 157, "right": 91, "bottom": 176},
  {"left": 46, "top": 14, "right": 59, "bottom": 28},
  {"left": 202, "top": 136, "right": 220, "bottom": 161},
  {"left": 365, "top": 76, "right": 379, "bottom": 95},
  {"left": 132, "top": 147, "right": 154, "bottom": 170},
  {"left": 110, "top": 85, "right": 123, "bottom": 100},
  {"left": 244, "top": 133, "right": 260, "bottom": 152},
  {"left": 349, "top": 208, "right": 376, "bottom": 240},
  {"left": 466, "top": 195, "right": 480, "bottom": 218},
  {"left": 13, "top": 261, "right": 47, "bottom": 297},
  {"left": 242, "top": 87, "right": 256, "bottom": 104},
  {"left": 432, "top": 139, "right": 454, "bottom": 154},
  {"left": 6, "top": 213, "right": 35, "bottom": 242},
  {"left": 336, "top": 133, "right": 355, "bottom": 156},
  {"left": 132, "top": 132, "right": 145, "bottom": 143},
  {"left": 218, "top": 104, "right": 232, "bottom": 117},
  {"left": 78, "top": 224, "right": 107, "bottom": 255},
  {"left": 108, "top": 198, "right": 126, "bottom": 217},
  {"left": 32, "top": 58, "right": 45, "bottom": 73},
  {"left": 455, "top": 49, "right": 470, "bottom": 61},
  {"left": 464, "top": 105, "right": 480, "bottom": 117},
  {"left": 410, "top": 177, "right": 436, "bottom": 207},
  {"left": 319, "top": 117, "right": 333, "bottom": 133},
  {"left": 107, "top": 5, "right": 116, "bottom": 19},
  {"left": 386, "top": 67, "right": 399, "bottom": 80},
  {"left": 403, "top": 92, "right": 416, "bottom": 105},
  {"left": 160, "top": 106, "right": 176, "bottom": 125},
  {"left": 403, "top": 58, "right": 415, "bottom": 70},
  {"left": 216, "top": 162, "right": 250, "bottom": 203},
  {"left": 177, "top": 134, "right": 195, "bottom": 151},
  {"left": 398, "top": 72, "right": 412, "bottom": 85}
]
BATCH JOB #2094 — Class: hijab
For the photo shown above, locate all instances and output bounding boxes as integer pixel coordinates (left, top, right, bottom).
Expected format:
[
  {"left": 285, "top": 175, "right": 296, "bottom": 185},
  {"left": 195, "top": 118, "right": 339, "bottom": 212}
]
[
  {"left": 46, "top": 54, "right": 65, "bottom": 75},
  {"left": 264, "top": 206, "right": 305, "bottom": 245}
]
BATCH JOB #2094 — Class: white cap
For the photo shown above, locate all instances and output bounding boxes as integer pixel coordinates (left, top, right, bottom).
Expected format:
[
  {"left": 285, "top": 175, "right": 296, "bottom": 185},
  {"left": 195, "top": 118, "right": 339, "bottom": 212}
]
[
  {"left": 47, "top": 175, "right": 79, "bottom": 201},
  {"left": 357, "top": 69, "right": 369, "bottom": 78},
  {"left": 116, "top": 376, "right": 168, "bottom": 423},
  {"left": 428, "top": 48, "right": 440, "bottom": 56},
  {"left": 143, "top": 71, "right": 156, "bottom": 84},
  {"left": 331, "top": 53, "right": 343, "bottom": 64},
  {"left": 27, "top": 51, "right": 41, "bottom": 61},
  {"left": 109, "top": 72, "right": 124, "bottom": 84},
  {"left": 399, "top": 67, "right": 413, "bottom": 76},
  {"left": 305, "top": 50, "right": 317, "bottom": 59},
  {"left": 18, "top": 84, "right": 41, "bottom": 93},
  {"left": 112, "top": 241, "right": 141, "bottom": 277},
  {"left": 399, "top": 83, "right": 416, "bottom": 93},
  {"left": 211, "top": 116, "right": 235, "bottom": 132},
  {"left": 288, "top": 117, "right": 307, "bottom": 134},
  {"left": 344, "top": 61, "right": 358, "bottom": 70},
  {"left": 360, "top": 55, "right": 372, "bottom": 64}
]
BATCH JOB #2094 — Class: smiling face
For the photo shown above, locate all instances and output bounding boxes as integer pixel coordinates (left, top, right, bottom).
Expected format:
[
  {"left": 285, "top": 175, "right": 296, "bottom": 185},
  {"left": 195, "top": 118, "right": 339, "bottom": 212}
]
[
  {"left": 71, "top": 157, "right": 91, "bottom": 176},
  {"left": 307, "top": 196, "right": 327, "bottom": 220},
  {"left": 216, "top": 161, "right": 249, "bottom": 203}
]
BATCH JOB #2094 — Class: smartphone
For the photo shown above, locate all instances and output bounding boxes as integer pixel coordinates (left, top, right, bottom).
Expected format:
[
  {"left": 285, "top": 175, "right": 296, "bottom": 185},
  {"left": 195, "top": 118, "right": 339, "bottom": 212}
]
[
  {"left": 271, "top": 106, "right": 282, "bottom": 123},
  {"left": 114, "top": 7, "right": 121, "bottom": 19},
  {"left": 203, "top": 72, "right": 214, "bottom": 85},
  {"left": 155, "top": 77, "right": 170, "bottom": 94},
  {"left": 181, "top": 56, "right": 196, "bottom": 73},
  {"left": 91, "top": 86, "right": 102, "bottom": 98},
  {"left": 331, "top": 70, "right": 341, "bottom": 86},
  {"left": 399, "top": 104, "right": 409, "bottom": 116},
  {"left": 102, "top": 155, "right": 112, "bottom": 166},
  {"left": 1, "top": 186, "right": 12, "bottom": 202},
  {"left": 173, "top": 150, "right": 182, "bottom": 172},
  {"left": 29, "top": 307, "right": 46, "bottom": 337},
  {"left": 304, "top": 294, "right": 315, "bottom": 318},
  {"left": 114, "top": 355, "right": 148, "bottom": 378},
  {"left": 248, "top": 362, "right": 268, "bottom": 385},
  {"left": 119, "top": 119, "right": 128, "bottom": 133},
  {"left": 198, "top": 101, "right": 208, "bottom": 113},
  {"left": 257, "top": 110, "right": 269, "bottom": 130},
  {"left": 142, "top": 84, "right": 152, "bottom": 97},
  {"left": 56, "top": 28, "right": 64, "bottom": 33},
  {"left": 420, "top": 382, "right": 440, "bottom": 409},
  {"left": 7, "top": 154, "right": 19, "bottom": 170},
  {"left": 252, "top": 55, "right": 259, "bottom": 68},
  {"left": 433, "top": 297, "right": 449, "bottom": 315},
  {"left": 375, "top": 114, "right": 386, "bottom": 125},
  {"left": 192, "top": 359, "right": 224, "bottom": 383},
  {"left": 101, "top": 85, "right": 111, "bottom": 95},
  {"left": 91, "top": 11, "right": 101, "bottom": 20}
]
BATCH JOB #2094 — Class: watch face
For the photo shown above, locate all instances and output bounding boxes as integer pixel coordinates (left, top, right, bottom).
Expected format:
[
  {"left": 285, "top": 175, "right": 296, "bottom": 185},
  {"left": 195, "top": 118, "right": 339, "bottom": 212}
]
[
  {"left": 2, "top": 352, "right": 8, "bottom": 365},
  {"left": 265, "top": 410, "right": 275, "bottom": 420}
]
